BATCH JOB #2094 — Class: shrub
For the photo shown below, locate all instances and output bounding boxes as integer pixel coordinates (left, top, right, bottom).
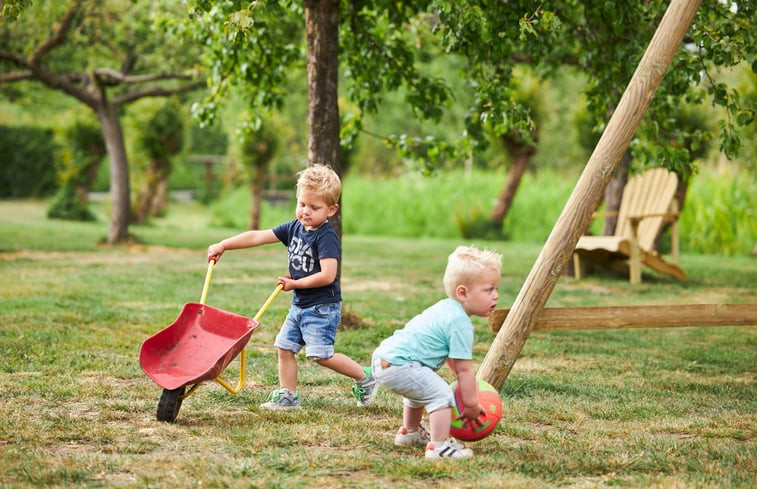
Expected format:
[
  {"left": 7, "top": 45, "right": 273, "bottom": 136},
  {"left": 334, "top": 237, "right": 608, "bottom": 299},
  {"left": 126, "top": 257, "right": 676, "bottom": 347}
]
[
  {"left": 47, "top": 121, "right": 104, "bottom": 221},
  {"left": 680, "top": 169, "right": 756, "bottom": 256},
  {"left": 0, "top": 125, "right": 59, "bottom": 197},
  {"left": 47, "top": 185, "right": 96, "bottom": 221}
]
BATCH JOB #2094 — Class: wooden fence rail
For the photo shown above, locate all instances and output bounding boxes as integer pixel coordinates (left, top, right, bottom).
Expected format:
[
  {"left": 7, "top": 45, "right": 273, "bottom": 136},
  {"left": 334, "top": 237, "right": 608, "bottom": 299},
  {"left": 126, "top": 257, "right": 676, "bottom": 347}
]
[{"left": 488, "top": 303, "right": 757, "bottom": 333}]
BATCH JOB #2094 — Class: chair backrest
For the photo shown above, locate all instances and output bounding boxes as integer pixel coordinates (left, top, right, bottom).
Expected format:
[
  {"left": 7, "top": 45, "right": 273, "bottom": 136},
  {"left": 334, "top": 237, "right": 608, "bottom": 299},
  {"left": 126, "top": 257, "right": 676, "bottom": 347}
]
[{"left": 615, "top": 168, "right": 678, "bottom": 251}]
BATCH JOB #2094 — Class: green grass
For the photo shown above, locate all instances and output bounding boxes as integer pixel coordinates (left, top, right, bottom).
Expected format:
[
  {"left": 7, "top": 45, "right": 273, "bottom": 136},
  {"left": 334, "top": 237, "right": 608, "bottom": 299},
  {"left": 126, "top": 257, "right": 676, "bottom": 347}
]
[{"left": 0, "top": 199, "right": 755, "bottom": 488}]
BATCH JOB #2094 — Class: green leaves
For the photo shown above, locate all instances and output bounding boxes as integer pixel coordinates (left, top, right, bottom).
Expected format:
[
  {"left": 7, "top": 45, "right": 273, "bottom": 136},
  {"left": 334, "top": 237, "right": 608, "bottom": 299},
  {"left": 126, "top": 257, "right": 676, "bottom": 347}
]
[
  {"left": 184, "top": 1, "right": 754, "bottom": 172},
  {"left": 185, "top": 0, "right": 303, "bottom": 126}
]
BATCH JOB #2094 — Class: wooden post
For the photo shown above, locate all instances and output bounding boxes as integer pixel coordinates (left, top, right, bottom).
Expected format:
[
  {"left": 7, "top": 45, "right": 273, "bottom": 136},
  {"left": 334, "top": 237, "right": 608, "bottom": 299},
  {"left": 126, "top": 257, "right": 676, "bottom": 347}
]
[{"left": 478, "top": 0, "right": 703, "bottom": 390}]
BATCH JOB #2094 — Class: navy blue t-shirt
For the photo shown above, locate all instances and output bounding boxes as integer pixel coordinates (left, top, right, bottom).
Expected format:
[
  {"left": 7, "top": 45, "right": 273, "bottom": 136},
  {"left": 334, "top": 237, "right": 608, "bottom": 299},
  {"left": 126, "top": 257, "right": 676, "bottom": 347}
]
[{"left": 272, "top": 219, "right": 341, "bottom": 307}]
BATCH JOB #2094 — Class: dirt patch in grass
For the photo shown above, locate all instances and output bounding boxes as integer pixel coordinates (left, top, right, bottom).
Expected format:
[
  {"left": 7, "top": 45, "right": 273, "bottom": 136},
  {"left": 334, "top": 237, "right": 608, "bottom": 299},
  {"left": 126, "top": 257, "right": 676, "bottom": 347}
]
[{"left": 0, "top": 246, "right": 197, "bottom": 265}]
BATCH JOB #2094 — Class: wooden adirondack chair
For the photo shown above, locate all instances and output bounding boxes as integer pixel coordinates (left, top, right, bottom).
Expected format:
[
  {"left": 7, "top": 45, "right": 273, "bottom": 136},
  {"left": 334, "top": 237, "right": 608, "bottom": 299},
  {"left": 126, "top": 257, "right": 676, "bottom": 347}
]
[{"left": 572, "top": 167, "right": 686, "bottom": 284}]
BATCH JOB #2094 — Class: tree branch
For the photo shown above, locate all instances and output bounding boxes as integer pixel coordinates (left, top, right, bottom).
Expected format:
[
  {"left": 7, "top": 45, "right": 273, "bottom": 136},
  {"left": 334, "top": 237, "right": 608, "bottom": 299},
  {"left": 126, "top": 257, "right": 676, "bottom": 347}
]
[
  {"left": 1, "top": 46, "right": 98, "bottom": 107},
  {"left": 30, "top": 63, "right": 99, "bottom": 108},
  {"left": 94, "top": 68, "right": 197, "bottom": 84},
  {"left": 0, "top": 49, "right": 27, "bottom": 67},
  {"left": 30, "top": 0, "right": 83, "bottom": 65},
  {"left": 0, "top": 71, "right": 34, "bottom": 82},
  {"left": 112, "top": 81, "right": 205, "bottom": 106}
]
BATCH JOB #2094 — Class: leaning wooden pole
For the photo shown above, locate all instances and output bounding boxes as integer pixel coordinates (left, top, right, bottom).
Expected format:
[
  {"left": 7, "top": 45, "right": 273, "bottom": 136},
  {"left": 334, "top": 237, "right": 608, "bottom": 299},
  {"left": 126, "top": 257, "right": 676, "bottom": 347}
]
[{"left": 478, "top": 0, "right": 703, "bottom": 390}]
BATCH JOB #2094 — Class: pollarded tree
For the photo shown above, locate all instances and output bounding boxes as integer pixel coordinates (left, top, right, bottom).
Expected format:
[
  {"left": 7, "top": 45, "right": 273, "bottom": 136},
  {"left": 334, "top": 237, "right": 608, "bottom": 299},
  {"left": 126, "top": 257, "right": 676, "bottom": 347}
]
[
  {"left": 133, "top": 99, "right": 185, "bottom": 223},
  {"left": 239, "top": 120, "right": 278, "bottom": 231},
  {"left": 47, "top": 119, "right": 106, "bottom": 222},
  {"left": 0, "top": 0, "right": 203, "bottom": 243}
]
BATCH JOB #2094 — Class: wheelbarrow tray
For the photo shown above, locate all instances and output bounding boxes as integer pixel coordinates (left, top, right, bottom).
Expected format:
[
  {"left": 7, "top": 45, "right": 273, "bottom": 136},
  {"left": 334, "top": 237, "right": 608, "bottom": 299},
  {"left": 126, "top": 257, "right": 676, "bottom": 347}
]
[{"left": 140, "top": 302, "right": 259, "bottom": 390}]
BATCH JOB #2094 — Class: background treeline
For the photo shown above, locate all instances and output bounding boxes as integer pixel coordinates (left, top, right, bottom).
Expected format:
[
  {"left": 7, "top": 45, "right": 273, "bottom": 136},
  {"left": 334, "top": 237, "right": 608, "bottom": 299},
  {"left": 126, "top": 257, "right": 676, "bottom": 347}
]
[
  {"left": 1, "top": 3, "right": 754, "bottom": 255},
  {"left": 1, "top": 64, "right": 755, "bottom": 256},
  {"left": 206, "top": 168, "right": 755, "bottom": 257}
]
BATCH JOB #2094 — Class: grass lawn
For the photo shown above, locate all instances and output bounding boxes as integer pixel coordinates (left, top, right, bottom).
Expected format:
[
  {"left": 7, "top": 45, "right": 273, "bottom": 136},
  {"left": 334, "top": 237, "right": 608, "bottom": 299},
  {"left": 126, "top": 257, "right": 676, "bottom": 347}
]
[{"left": 1, "top": 199, "right": 755, "bottom": 488}]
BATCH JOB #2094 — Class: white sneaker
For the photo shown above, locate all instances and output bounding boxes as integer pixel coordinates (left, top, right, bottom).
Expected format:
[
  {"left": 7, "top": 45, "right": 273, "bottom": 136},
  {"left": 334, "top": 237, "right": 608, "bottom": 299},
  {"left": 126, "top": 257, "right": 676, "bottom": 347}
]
[
  {"left": 394, "top": 425, "right": 430, "bottom": 446},
  {"left": 425, "top": 439, "right": 473, "bottom": 458}
]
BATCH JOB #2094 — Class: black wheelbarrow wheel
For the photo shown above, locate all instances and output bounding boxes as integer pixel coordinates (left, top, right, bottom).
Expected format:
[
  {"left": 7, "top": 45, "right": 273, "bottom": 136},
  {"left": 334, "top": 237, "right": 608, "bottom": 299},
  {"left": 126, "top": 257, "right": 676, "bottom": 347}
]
[{"left": 156, "top": 386, "right": 186, "bottom": 423}]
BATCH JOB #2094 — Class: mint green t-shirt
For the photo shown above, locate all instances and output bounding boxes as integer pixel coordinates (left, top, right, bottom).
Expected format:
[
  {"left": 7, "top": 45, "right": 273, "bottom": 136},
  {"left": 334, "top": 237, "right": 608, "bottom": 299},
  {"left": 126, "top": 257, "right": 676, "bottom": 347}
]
[{"left": 375, "top": 298, "right": 473, "bottom": 370}]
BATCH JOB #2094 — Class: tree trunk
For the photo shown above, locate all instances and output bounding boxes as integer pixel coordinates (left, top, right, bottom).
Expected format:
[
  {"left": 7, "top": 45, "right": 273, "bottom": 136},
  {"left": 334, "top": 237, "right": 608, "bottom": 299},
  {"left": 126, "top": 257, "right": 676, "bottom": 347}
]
[
  {"left": 305, "top": 0, "right": 342, "bottom": 240},
  {"left": 249, "top": 161, "right": 268, "bottom": 230},
  {"left": 74, "top": 148, "right": 105, "bottom": 209},
  {"left": 151, "top": 175, "right": 170, "bottom": 217},
  {"left": 134, "top": 158, "right": 172, "bottom": 223},
  {"left": 655, "top": 173, "right": 689, "bottom": 250},
  {"left": 602, "top": 149, "right": 631, "bottom": 235},
  {"left": 489, "top": 135, "right": 536, "bottom": 226},
  {"left": 96, "top": 103, "right": 131, "bottom": 244},
  {"left": 134, "top": 159, "right": 161, "bottom": 223}
]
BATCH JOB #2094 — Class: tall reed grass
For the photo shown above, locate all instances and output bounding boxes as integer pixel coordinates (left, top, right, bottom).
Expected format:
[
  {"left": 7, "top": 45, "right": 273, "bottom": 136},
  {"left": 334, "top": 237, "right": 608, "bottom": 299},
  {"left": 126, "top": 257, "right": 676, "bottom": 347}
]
[
  {"left": 679, "top": 166, "right": 756, "bottom": 256},
  {"left": 210, "top": 167, "right": 755, "bottom": 256}
]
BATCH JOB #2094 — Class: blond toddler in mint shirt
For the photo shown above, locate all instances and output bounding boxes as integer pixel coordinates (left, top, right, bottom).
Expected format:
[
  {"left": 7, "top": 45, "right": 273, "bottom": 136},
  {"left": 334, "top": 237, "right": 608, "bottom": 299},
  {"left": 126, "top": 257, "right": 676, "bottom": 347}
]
[{"left": 371, "top": 245, "right": 502, "bottom": 459}]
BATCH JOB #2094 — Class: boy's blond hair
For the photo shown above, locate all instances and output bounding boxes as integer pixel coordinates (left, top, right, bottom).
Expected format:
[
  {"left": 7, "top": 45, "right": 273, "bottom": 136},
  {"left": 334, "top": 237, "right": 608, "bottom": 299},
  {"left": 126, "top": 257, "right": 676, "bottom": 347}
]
[
  {"left": 443, "top": 246, "right": 502, "bottom": 298},
  {"left": 296, "top": 164, "right": 341, "bottom": 206}
]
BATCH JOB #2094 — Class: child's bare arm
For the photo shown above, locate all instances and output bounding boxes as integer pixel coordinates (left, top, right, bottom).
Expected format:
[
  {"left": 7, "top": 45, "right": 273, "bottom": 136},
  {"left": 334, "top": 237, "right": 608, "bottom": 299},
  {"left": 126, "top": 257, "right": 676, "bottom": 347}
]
[
  {"left": 278, "top": 257, "right": 338, "bottom": 291},
  {"left": 452, "top": 358, "right": 486, "bottom": 422},
  {"left": 447, "top": 358, "right": 457, "bottom": 373},
  {"left": 208, "top": 229, "right": 279, "bottom": 261}
]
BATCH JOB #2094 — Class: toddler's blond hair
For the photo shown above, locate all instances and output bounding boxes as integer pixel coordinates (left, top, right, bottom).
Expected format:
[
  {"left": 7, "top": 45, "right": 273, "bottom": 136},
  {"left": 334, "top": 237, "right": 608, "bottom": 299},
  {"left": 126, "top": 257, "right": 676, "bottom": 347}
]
[
  {"left": 443, "top": 246, "right": 502, "bottom": 298},
  {"left": 296, "top": 164, "right": 341, "bottom": 206}
]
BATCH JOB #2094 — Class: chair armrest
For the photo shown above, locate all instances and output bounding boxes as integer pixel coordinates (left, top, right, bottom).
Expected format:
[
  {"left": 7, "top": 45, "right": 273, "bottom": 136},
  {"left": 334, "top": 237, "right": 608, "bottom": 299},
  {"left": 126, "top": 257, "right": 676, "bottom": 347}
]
[{"left": 627, "top": 211, "right": 679, "bottom": 226}]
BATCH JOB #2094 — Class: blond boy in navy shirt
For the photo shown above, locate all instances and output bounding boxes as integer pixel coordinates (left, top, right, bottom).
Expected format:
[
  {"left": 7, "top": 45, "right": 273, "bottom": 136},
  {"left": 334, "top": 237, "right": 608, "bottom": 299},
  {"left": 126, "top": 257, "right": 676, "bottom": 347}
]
[{"left": 208, "top": 164, "right": 376, "bottom": 409}]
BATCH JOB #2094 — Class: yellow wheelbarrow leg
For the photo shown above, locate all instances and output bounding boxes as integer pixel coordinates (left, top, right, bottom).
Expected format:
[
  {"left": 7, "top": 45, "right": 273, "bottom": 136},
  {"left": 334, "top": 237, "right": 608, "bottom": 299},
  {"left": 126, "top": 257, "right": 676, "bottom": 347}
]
[{"left": 213, "top": 284, "right": 284, "bottom": 394}]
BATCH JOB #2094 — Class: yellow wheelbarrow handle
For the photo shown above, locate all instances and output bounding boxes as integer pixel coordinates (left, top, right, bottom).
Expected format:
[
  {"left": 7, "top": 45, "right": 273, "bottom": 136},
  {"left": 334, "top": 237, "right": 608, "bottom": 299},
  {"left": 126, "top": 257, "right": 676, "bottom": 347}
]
[{"left": 199, "top": 258, "right": 216, "bottom": 305}]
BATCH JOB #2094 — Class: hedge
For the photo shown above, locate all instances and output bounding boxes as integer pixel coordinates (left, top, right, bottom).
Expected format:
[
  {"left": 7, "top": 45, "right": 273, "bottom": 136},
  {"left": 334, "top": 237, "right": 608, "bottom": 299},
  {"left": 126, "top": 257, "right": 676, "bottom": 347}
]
[{"left": 0, "top": 125, "right": 59, "bottom": 198}]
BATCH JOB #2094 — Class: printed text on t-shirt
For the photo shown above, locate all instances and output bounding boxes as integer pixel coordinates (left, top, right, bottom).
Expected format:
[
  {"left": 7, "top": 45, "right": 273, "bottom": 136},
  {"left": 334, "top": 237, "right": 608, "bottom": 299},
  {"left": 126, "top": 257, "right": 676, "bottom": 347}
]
[{"left": 288, "top": 237, "right": 315, "bottom": 273}]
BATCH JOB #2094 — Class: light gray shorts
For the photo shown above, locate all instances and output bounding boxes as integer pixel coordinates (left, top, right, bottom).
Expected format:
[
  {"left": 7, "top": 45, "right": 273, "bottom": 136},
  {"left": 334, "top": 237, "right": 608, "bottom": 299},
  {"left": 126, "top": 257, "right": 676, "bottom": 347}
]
[{"left": 371, "top": 353, "right": 455, "bottom": 413}]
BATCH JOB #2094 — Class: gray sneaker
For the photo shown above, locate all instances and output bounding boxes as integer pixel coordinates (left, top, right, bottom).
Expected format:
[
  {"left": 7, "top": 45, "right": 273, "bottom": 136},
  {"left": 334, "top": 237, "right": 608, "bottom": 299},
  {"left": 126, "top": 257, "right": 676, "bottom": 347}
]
[
  {"left": 260, "top": 388, "right": 301, "bottom": 409},
  {"left": 352, "top": 366, "right": 378, "bottom": 407}
]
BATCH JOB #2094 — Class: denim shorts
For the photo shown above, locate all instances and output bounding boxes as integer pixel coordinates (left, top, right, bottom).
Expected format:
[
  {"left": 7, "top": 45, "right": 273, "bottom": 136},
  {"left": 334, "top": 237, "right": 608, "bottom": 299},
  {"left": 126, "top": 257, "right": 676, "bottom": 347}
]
[
  {"left": 371, "top": 353, "right": 455, "bottom": 413},
  {"left": 274, "top": 302, "right": 341, "bottom": 360}
]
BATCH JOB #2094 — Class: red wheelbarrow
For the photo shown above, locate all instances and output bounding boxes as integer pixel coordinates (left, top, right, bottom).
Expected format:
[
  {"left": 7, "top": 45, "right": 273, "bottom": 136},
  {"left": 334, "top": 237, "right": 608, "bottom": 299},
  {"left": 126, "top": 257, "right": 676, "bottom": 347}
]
[{"left": 140, "top": 259, "right": 282, "bottom": 422}]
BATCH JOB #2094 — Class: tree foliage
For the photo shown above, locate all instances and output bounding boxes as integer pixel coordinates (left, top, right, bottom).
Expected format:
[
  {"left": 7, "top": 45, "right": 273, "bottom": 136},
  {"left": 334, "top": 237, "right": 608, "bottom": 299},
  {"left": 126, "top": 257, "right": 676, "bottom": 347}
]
[
  {"left": 0, "top": 0, "right": 204, "bottom": 243},
  {"left": 133, "top": 99, "right": 185, "bottom": 223},
  {"left": 185, "top": 1, "right": 754, "bottom": 175}
]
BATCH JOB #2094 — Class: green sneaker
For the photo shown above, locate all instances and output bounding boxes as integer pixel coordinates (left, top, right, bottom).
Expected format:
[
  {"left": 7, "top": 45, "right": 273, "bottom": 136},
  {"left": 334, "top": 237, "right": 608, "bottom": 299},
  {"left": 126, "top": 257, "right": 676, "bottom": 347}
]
[
  {"left": 352, "top": 366, "right": 378, "bottom": 407},
  {"left": 260, "top": 388, "right": 301, "bottom": 410}
]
